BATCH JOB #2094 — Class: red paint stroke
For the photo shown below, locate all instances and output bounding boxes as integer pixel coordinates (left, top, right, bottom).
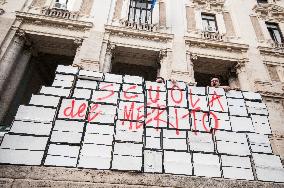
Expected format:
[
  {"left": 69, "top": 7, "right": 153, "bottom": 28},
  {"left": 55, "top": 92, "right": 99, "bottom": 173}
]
[
  {"left": 96, "top": 83, "right": 115, "bottom": 101},
  {"left": 170, "top": 84, "right": 183, "bottom": 104},
  {"left": 208, "top": 91, "right": 224, "bottom": 111},
  {"left": 124, "top": 85, "right": 138, "bottom": 100},
  {"left": 88, "top": 103, "right": 102, "bottom": 122},
  {"left": 63, "top": 99, "right": 87, "bottom": 118}
]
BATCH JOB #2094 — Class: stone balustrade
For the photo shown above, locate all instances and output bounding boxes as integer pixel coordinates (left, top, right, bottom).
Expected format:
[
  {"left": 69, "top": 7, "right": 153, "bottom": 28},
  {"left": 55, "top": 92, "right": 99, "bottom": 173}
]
[
  {"left": 120, "top": 19, "right": 158, "bottom": 32},
  {"left": 41, "top": 8, "right": 79, "bottom": 20},
  {"left": 271, "top": 42, "right": 284, "bottom": 50},
  {"left": 200, "top": 31, "right": 225, "bottom": 41}
]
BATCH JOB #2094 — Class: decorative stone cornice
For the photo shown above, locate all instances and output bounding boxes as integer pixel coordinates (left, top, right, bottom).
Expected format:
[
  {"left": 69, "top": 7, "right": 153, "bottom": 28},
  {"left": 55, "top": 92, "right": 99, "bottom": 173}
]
[
  {"left": 105, "top": 25, "right": 174, "bottom": 43},
  {"left": 258, "top": 45, "right": 284, "bottom": 57},
  {"left": 253, "top": 3, "right": 284, "bottom": 22},
  {"left": 15, "top": 11, "right": 93, "bottom": 31},
  {"left": 185, "top": 36, "right": 249, "bottom": 63},
  {"left": 185, "top": 36, "right": 249, "bottom": 53},
  {"left": 192, "top": 0, "right": 225, "bottom": 12},
  {"left": 255, "top": 80, "right": 284, "bottom": 99}
]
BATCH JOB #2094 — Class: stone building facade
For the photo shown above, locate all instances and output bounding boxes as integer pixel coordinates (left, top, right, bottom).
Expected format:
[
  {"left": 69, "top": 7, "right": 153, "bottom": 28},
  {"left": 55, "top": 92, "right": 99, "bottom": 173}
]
[{"left": 0, "top": 0, "right": 283, "bottom": 182}]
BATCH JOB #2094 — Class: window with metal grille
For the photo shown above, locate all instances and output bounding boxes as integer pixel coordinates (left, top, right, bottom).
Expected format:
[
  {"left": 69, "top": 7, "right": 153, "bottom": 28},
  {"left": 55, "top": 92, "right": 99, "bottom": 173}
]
[
  {"left": 128, "top": 0, "right": 153, "bottom": 24},
  {"left": 201, "top": 13, "right": 218, "bottom": 32},
  {"left": 266, "top": 22, "right": 284, "bottom": 43}
]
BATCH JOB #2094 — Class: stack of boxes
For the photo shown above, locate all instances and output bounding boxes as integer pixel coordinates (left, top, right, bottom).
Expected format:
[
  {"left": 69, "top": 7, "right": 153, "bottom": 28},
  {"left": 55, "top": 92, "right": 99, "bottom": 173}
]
[{"left": 0, "top": 65, "right": 283, "bottom": 183}]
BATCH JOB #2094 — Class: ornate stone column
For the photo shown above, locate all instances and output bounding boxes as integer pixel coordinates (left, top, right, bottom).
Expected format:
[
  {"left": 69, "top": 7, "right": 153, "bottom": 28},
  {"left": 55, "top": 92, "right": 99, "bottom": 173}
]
[
  {"left": 158, "top": 49, "right": 168, "bottom": 79},
  {"left": 103, "top": 43, "right": 116, "bottom": 73},
  {"left": 0, "top": 29, "right": 26, "bottom": 96},
  {"left": 0, "top": 47, "right": 32, "bottom": 125},
  {"left": 72, "top": 38, "right": 83, "bottom": 68},
  {"left": 187, "top": 52, "right": 196, "bottom": 83},
  {"left": 235, "top": 61, "right": 251, "bottom": 91}
]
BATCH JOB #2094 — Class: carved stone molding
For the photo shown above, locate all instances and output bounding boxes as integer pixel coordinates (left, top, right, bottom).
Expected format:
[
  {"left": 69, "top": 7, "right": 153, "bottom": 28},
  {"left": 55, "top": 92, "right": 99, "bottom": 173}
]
[
  {"left": 73, "top": 59, "right": 100, "bottom": 71},
  {"left": 185, "top": 36, "right": 248, "bottom": 53},
  {"left": 74, "top": 38, "right": 83, "bottom": 47},
  {"left": 16, "top": 11, "right": 93, "bottom": 32},
  {"left": 258, "top": 45, "right": 284, "bottom": 57},
  {"left": 255, "top": 80, "right": 284, "bottom": 98},
  {"left": 192, "top": 0, "right": 225, "bottom": 12},
  {"left": 105, "top": 25, "right": 174, "bottom": 43},
  {"left": 189, "top": 52, "right": 198, "bottom": 61},
  {"left": 253, "top": 3, "right": 284, "bottom": 22},
  {"left": 159, "top": 49, "right": 168, "bottom": 60},
  {"left": 106, "top": 42, "right": 116, "bottom": 56},
  {"left": 15, "top": 29, "right": 26, "bottom": 39}
]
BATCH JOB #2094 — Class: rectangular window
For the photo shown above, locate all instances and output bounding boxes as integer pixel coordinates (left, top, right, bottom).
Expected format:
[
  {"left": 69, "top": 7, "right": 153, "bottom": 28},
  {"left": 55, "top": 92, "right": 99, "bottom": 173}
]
[
  {"left": 266, "top": 22, "right": 284, "bottom": 43},
  {"left": 128, "top": 0, "right": 153, "bottom": 24},
  {"left": 201, "top": 13, "right": 218, "bottom": 32}
]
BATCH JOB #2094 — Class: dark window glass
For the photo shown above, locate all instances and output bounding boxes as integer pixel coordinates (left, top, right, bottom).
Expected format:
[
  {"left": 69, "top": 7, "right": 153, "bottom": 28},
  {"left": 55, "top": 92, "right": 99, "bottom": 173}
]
[
  {"left": 128, "top": 0, "right": 153, "bottom": 24},
  {"left": 266, "top": 22, "right": 284, "bottom": 43},
  {"left": 201, "top": 13, "right": 218, "bottom": 32}
]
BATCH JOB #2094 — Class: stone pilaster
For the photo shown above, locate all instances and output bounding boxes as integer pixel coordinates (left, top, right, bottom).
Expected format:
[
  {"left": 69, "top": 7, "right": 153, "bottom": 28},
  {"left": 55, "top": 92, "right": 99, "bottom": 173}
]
[
  {"left": 80, "top": 0, "right": 94, "bottom": 15},
  {"left": 0, "top": 29, "right": 26, "bottom": 96},
  {"left": 31, "top": 0, "right": 46, "bottom": 7},
  {"left": 72, "top": 38, "right": 83, "bottom": 68},
  {"left": 158, "top": 49, "right": 168, "bottom": 79},
  {"left": 0, "top": 48, "right": 32, "bottom": 125},
  {"left": 223, "top": 11, "right": 235, "bottom": 37},
  {"left": 186, "top": 52, "right": 196, "bottom": 83},
  {"left": 186, "top": 6, "right": 196, "bottom": 31},
  {"left": 103, "top": 43, "right": 116, "bottom": 73},
  {"left": 235, "top": 61, "right": 251, "bottom": 91},
  {"left": 113, "top": 0, "right": 123, "bottom": 21},
  {"left": 250, "top": 15, "right": 265, "bottom": 41},
  {"left": 159, "top": 0, "right": 166, "bottom": 28}
]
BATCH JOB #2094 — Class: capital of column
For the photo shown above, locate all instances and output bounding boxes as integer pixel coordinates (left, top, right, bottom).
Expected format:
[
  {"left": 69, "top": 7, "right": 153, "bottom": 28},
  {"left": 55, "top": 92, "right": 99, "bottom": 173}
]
[
  {"left": 15, "top": 29, "right": 26, "bottom": 40},
  {"left": 106, "top": 42, "right": 116, "bottom": 55},
  {"left": 159, "top": 49, "right": 167, "bottom": 61},
  {"left": 189, "top": 52, "right": 198, "bottom": 61},
  {"left": 74, "top": 38, "right": 83, "bottom": 47},
  {"left": 234, "top": 61, "right": 246, "bottom": 74}
]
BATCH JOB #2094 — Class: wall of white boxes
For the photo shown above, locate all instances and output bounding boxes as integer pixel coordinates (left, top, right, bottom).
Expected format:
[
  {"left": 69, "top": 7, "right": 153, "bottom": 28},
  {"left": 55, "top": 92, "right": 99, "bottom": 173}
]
[{"left": 0, "top": 65, "right": 283, "bottom": 183}]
